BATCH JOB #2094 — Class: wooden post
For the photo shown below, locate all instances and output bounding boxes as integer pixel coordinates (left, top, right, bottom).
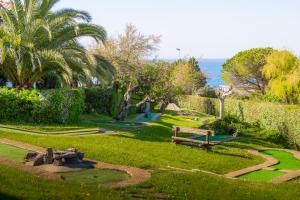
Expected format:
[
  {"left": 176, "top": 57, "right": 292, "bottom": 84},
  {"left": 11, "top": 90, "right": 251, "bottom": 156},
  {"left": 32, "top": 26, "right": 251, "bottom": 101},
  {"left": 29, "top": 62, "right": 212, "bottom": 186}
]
[
  {"left": 206, "top": 132, "right": 210, "bottom": 146},
  {"left": 204, "top": 131, "right": 212, "bottom": 151}
]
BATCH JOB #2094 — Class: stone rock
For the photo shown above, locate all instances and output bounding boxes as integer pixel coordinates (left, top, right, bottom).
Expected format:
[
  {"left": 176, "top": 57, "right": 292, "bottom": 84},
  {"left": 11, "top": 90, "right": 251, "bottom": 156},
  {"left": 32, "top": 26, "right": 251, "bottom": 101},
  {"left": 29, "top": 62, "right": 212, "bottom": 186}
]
[
  {"left": 53, "top": 159, "right": 63, "bottom": 166},
  {"left": 77, "top": 152, "right": 84, "bottom": 160},
  {"left": 33, "top": 154, "right": 45, "bottom": 166},
  {"left": 67, "top": 148, "right": 77, "bottom": 152},
  {"left": 44, "top": 148, "right": 54, "bottom": 164},
  {"left": 25, "top": 152, "right": 38, "bottom": 161}
]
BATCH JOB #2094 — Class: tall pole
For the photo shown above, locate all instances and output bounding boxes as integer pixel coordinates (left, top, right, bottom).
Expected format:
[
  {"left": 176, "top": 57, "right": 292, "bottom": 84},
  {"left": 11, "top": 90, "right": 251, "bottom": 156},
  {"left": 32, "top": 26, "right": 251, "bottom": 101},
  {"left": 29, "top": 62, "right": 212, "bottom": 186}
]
[{"left": 176, "top": 48, "right": 181, "bottom": 59}]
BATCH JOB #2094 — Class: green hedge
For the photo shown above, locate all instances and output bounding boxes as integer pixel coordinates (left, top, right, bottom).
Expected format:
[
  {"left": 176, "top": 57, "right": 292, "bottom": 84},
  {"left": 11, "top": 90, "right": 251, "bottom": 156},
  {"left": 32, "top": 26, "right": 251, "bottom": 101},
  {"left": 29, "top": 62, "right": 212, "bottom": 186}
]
[
  {"left": 0, "top": 88, "right": 40, "bottom": 121},
  {"left": 176, "top": 96, "right": 300, "bottom": 145},
  {"left": 0, "top": 88, "right": 85, "bottom": 124},
  {"left": 33, "top": 89, "right": 85, "bottom": 124},
  {"left": 84, "top": 87, "right": 113, "bottom": 115}
]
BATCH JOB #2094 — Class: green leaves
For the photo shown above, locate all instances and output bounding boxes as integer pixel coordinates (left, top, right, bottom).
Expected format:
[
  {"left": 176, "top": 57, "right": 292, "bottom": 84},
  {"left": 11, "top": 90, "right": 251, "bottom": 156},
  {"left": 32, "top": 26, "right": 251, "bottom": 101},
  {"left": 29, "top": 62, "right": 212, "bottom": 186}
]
[
  {"left": 0, "top": 0, "right": 111, "bottom": 88},
  {"left": 222, "top": 48, "right": 274, "bottom": 95},
  {"left": 262, "top": 50, "right": 300, "bottom": 103}
]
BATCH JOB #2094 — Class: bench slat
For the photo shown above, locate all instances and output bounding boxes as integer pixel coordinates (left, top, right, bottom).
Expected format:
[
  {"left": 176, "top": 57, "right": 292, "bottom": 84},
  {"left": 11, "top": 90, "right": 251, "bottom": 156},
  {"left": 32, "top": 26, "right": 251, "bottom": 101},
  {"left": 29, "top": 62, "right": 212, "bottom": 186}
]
[{"left": 173, "top": 126, "right": 215, "bottom": 136}]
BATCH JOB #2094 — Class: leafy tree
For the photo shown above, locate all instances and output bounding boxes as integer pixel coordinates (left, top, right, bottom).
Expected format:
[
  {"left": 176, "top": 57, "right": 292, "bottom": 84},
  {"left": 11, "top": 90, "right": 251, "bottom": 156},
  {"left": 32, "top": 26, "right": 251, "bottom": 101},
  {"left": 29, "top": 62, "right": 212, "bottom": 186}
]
[
  {"left": 263, "top": 50, "right": 300, "bottom": 104},
  {"left": 36, "top": 72, "right": 61, "bottom": 89},
  {"left": 0, "top": 69, "right": 7, "bottom": 86},
  {"left": 0, "top": 0, "right": 113, "bottom": 89},
  {"left": 134, "top": 61, "right": 178, "bottom": 112},
  {"left": 93, "top": 24, "right": 160, "bottom": 120},
  {"left": 222, "top": 48, "right": 275, "bottom": 95},
  {"left": 171, "top": 58, "right": 206, "bottom": 95}
]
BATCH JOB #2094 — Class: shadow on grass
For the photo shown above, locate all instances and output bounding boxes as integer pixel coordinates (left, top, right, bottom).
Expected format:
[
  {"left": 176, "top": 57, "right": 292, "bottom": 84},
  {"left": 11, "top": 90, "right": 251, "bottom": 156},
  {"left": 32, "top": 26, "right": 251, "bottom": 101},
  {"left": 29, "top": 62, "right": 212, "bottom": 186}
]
[{"left": 0, "top": 193, "right": 20, "bottom": 200}]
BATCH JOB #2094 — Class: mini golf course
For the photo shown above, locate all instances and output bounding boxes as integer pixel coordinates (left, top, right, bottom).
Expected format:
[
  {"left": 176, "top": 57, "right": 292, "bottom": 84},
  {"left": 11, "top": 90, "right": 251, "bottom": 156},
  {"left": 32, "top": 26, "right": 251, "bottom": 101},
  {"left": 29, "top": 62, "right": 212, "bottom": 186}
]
[
  {"left": 93, "top": 120, "right": 144, "bottom": 127},
  {"left": 0, "top": 139, "right": 151, "bottom": 188},
  {"left": 193, "top": 135, "right": 238, "bottom": 143},
  {"left": 0, "top": 124, "right": 114, "bottom": 137},
  {"left": 135, "top": 113, "right": 162, "bottom": 122},
  {"left": 60, "top": 168, "right": 130, "bottom": 185},
  {"left": 238, "top": 150, "right": 300, "bottom": 183},
  {"left": 0, "top": 143, "right": 28, "bottom": 163}
]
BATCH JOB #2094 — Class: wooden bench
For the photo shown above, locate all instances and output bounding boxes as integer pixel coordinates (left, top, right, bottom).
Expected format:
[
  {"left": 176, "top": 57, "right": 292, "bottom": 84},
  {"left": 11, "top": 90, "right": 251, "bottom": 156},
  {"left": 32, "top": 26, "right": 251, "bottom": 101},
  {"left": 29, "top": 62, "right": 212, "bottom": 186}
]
[{"left": 172, "top": 126, "right": 215, "bottom": 149}]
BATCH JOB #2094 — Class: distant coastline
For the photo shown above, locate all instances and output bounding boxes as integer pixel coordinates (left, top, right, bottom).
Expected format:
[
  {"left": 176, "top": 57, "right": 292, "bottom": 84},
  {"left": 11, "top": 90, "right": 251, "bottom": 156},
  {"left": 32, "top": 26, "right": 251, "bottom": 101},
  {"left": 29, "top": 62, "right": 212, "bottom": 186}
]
[
  {"left": 165, "top": 58, "right": 227, "bottom": 87},
  {"left": 200, "top": 58, "right": 226, "bottom": 87}
]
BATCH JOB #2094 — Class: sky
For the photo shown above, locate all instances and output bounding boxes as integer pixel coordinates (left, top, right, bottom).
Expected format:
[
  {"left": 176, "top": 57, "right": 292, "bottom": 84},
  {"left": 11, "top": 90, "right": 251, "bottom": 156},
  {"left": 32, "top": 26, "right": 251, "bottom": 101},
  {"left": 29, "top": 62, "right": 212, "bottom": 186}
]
[{"left": 55, "top": 0, "right": 300, "bottom": 59}]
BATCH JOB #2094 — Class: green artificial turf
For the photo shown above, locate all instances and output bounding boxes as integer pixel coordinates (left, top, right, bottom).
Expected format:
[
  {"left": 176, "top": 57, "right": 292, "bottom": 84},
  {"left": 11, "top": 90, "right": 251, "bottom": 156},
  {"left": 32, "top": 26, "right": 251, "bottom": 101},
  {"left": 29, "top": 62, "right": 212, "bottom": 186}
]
[
  {"left": 194, "top": 135, "right": 234, "bottom": 142},
  {"left": 93, "top": 120, "right": 143, "bottom": 127},
  {"left": 0, "top": 143, "right": 28, "bottom": 163},
  {"left": 136, "top": 113, "right": 160, "bottom": 122},
  {"left": 239, "top": 170, "right": 285, "bottom": 182},
  {"left": 261, "top": 150, "right": 300, "bottom": 170},
  {"left": 61, "top": 169, "right": 130, "bottom": 185}
]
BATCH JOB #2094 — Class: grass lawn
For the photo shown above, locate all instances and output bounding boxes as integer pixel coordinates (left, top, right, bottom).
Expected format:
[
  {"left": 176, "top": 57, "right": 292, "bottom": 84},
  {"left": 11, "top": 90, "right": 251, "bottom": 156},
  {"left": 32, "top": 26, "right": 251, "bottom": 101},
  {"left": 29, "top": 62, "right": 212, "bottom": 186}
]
[
  {"left": 0, "top": 143, "right": 28, "bottom": 163},
  {"left": 0, "top": 112, "right": 300, "bottom": 199}
]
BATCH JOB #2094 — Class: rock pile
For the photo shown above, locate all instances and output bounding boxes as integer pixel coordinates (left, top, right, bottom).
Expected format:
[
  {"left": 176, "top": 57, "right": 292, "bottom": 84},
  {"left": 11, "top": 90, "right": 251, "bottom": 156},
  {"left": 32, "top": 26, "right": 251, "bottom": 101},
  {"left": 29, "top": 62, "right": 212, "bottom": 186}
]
[{"left": 25, "top": 148, "right": 84, "bottom": 166}]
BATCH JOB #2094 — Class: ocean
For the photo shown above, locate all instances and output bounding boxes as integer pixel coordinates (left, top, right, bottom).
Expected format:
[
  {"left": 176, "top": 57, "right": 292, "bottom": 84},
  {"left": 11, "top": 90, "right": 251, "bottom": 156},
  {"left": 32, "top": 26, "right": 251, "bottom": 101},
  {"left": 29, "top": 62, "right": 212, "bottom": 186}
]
[{"left": 199, "top": 58, "right": 226, "bottom": 87}]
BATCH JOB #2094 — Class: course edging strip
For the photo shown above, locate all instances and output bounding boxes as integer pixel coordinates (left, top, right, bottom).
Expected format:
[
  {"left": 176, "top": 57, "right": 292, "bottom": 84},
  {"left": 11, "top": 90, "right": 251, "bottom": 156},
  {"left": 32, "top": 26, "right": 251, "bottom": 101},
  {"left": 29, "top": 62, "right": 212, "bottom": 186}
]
[
  {"left": 0, "top": 138, "right": 151, "bottom": 188},
  {"left": 0, "top": 124, "right": 116, "bottom": 137},
  {"left": 226, "top": 148, "right": 300, "bottom": 184},
  {"left": 225, "top": 149, "right": 279, "bottom": 179}
]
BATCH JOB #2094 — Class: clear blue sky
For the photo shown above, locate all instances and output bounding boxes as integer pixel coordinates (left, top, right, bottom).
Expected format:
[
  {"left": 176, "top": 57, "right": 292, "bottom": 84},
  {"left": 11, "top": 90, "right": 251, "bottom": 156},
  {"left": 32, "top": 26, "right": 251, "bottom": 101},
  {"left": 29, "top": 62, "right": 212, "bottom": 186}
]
[{"left": 55, "top": 0, "right": 300, "bottom": 59}]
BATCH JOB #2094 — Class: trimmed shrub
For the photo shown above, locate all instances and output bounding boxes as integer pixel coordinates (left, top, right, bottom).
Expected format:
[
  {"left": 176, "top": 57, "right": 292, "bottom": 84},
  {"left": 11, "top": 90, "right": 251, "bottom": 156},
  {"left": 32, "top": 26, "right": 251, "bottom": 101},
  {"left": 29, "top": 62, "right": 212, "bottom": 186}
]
[
  {"left": 33, "top": 89, "right": 85, "bottom": 124},
  {"left": 0, "top": 88, "right": 40, "bottom": 121},
  {"left": 177, "top": 95, "right": 300, "bottom": 147},
  {"left": 84, "top": 87, "right": 113, "bottom": 115}
]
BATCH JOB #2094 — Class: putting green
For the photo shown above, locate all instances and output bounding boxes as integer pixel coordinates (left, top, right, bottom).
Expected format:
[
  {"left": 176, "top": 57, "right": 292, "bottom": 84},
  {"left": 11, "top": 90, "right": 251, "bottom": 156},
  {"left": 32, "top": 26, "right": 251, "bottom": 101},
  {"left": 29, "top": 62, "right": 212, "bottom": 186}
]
[
  {"left": 137, "top": 113, "right": 160, "bottom": 122},
  {"left": 190, "top": 117, "right": 204, "bottom": 122},
  {"left": 60, "top": 168, "right": 130, "bottom": 185},
  {"left": 0, "top": 143, "right": 28, "bottom": 163},
  {"left": 261, "top": 150, "right": 300, "bottom": 170},
  {"left": 194, "top": 135, "right": 234, "bottom": 142},
  {"left": 94, "top": 120, "right": 143, "bottom": 127},
  {"left": 239, "top": 170, "right": 285, "bottom": 182},
  {"left": 239, "top": 150, "right": 300, "bottom": 182}
]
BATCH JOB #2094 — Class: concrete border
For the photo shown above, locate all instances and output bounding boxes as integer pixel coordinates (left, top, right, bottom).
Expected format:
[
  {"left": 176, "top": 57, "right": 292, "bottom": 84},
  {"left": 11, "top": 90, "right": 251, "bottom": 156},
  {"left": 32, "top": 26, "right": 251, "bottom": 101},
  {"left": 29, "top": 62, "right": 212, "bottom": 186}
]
[
  {"left": 225, "top": 149, "right": 279, "bottom": 178},
  {"left": 226, "top": 148, "right": 300, "bottom": 184},
  {"left": 0, "top": 125, "right": 116, "bottom": 137},
  {"left": 0, "top": 138, "right": 151, "bottom": 188}
]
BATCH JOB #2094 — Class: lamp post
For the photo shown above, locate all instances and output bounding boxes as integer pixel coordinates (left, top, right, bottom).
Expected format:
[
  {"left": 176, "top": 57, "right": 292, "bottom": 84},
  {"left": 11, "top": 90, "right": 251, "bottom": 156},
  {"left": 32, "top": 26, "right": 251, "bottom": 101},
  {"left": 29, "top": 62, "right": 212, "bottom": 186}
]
[{"left": 176, "top": 48, "right": 181, "bottom": 59}]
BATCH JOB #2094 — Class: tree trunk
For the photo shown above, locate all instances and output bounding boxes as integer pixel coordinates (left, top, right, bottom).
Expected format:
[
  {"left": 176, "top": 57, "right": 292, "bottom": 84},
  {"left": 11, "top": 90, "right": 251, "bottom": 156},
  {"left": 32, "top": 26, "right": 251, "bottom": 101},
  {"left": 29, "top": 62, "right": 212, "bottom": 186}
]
[
  {"left": 159, "top": 100, "right": 169, "bottom": 113},
  {"left": 219, "top": 98, "right": 225, "bottom": 119},
  {"left": 116, "top": 84, "right": 135, "bottom": 121}
]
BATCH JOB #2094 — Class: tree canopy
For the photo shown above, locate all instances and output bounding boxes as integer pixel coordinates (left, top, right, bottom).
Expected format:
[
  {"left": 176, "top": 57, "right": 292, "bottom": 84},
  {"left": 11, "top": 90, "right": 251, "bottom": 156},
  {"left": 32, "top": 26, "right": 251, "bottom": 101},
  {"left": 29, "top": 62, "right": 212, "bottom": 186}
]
[
  {"left": 263, "top": 50, "right": 300, "bottom": 103},
  {"left": 0, "top": 0, "right": 113, "bottom": 88},
  {"left": 171, "top": 58, "right": 206, "bottom": 95},
  {"left": 93, "top": 24, "right": 161, "bottom": 119},
  {"left": 222, "top": 48, "right": 274, "bottom": 95}
]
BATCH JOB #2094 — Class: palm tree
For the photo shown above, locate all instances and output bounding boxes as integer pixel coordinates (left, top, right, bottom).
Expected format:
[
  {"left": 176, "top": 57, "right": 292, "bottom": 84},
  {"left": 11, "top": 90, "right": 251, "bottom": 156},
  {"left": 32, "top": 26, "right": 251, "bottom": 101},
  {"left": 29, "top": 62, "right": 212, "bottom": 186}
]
[{"left": 0, "top": 0, "right": 114, "bottom": 88}]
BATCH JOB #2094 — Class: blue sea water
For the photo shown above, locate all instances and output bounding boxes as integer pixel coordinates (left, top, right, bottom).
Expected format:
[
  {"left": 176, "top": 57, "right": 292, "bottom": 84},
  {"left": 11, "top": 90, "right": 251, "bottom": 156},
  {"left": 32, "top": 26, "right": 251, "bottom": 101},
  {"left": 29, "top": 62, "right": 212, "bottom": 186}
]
[
  {"left": 199, "top": 59, "right": 226, "bottom": 87},
  {"left": 165, "top": 58, "right": 226, "bottom": 87}
]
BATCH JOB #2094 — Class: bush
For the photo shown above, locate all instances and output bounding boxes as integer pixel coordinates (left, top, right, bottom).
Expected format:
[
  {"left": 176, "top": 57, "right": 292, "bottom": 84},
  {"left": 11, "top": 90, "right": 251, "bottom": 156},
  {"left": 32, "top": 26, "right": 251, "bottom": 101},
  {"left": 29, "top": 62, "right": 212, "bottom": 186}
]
[
  {"left": 196, "top": 86, "right": 217, "bottom": 98},
  {"left": 84, "top": 87, "right": 113, "bottom": 115},
  {"left": 33, "top": 89, "right": 85, "bottom": 124},
  {"left": 0, "top": 88, "right": 40, "bottom": 121},
  {"left": 177, "top": 95, "right": 300, "bottom": 147}
]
